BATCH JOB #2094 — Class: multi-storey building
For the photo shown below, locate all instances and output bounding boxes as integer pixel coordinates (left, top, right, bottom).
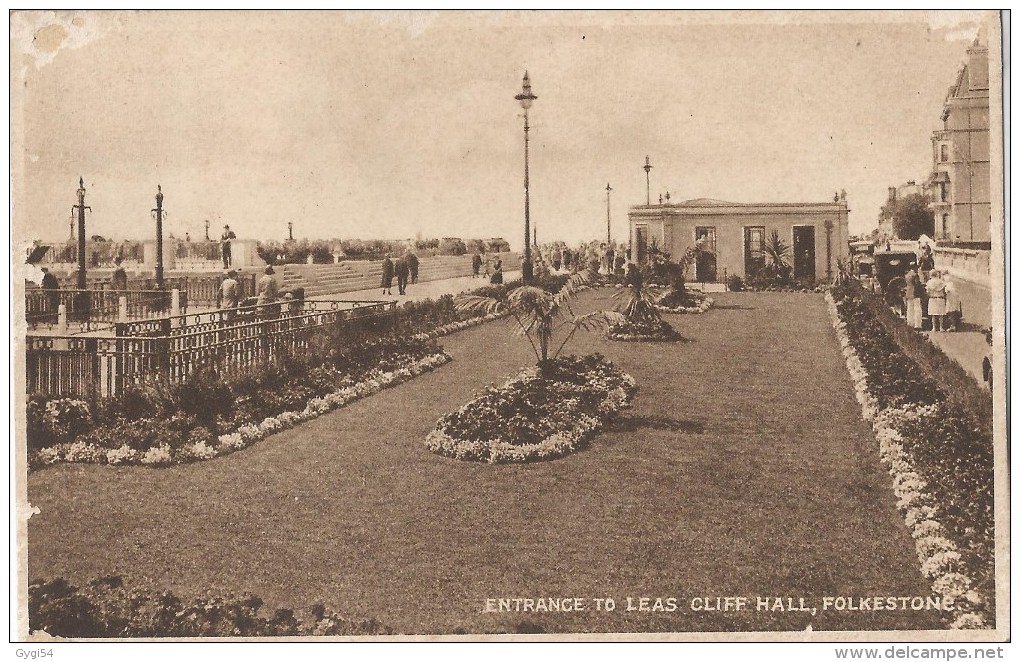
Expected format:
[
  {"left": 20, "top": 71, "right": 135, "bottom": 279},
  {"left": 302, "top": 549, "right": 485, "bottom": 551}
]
[{"left": 926, "top": 37, "right": 990, "bottom": 243}]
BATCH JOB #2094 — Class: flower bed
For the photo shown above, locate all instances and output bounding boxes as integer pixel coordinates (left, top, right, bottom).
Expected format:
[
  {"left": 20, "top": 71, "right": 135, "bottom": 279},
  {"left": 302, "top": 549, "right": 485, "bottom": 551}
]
[
  {"left": 827, "top": 285, "right": 994, "bottom": 629},
  {"left": 606, "top": 318, "right": 682, "bottom": 342},
  {"left": 29, "top": 349, "right": 451, "bottom": 470},
  {"left": 654, "top": 294, "right": 715, "bottom": 314},
  {"left": 29, "top": 575, "right": 392, "bottom": 637},
  {"left": 425, "top": 354, "right": 636, "bottom": 463}
]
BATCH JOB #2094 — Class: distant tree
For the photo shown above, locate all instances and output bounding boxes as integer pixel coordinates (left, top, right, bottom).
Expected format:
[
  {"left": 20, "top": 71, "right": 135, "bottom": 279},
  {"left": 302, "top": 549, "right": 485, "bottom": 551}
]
[
  {"left": 465, "top": 238, "right": 486, "bottom": 254},
  {"left": 486, "top": 238, "right": 510, "bottom": 253},
  {"left": 438, "top": 237, "right": 467, "bottom": 255},
  {"left": 889, "top": 193, "right": 935, "bottom": 240}
]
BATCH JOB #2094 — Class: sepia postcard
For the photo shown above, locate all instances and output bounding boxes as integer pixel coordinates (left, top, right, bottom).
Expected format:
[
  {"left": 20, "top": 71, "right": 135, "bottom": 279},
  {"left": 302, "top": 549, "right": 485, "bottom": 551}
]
[{"left": 8, "top": 9, "right": 1009, "bottom": 648}]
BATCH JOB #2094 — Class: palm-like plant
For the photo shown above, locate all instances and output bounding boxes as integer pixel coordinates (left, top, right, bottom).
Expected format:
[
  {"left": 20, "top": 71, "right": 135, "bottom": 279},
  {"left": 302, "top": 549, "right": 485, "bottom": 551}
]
[
  {"left": 454, "top": 269, "right": 624, "bottom": 373},
  {"left": 612, "top": 278, "right": 663, "bottom": 325},
  {"left": 762, "top": 230, "right": 792, "bottom": 278}
]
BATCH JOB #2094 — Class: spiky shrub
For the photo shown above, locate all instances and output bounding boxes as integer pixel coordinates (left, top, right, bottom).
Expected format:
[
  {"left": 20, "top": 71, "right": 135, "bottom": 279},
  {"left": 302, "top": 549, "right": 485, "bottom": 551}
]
[
  {"left": 761, "top": 230, "right": 793, "bottom": 281},
  {"left": 454, "top": 269, "right": 624, "bottom": 374}
]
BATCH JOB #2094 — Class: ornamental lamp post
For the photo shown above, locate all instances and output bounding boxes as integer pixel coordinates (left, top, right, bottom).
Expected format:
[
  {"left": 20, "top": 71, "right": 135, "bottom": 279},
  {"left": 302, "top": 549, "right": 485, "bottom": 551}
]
[
  {"left": 288, "top": 221, "right": 294, "bottom": 241},
  {"left": 152, "top": 185, "right": 165, "bottom": 289},
  {"left": 605, "top": 182, "right": 612, "bottom": 244},
  {"left": 643, "top": 156, "right": 652, "bottom": 206},
  {"left": 71, "top": 177, "right": 91, "bottom": 291},
  {"left": 204, "top": 219, "right": 210, "bottom": 241},
  {"left": 824, "top": 218, "right": 834, "bottom": 284},
  {"left": 515, "top": 71, "right": 537, "bottom": 284}
]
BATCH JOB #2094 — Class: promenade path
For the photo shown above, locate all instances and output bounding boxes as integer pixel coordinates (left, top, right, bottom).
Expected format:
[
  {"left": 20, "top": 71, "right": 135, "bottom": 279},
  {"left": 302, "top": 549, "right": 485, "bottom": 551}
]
[
  {"left": 27, "top": 290, "right": 938, "bottom": 634},
  {"left": 23, "top": 271, "right": 522, "bottom": 337}
]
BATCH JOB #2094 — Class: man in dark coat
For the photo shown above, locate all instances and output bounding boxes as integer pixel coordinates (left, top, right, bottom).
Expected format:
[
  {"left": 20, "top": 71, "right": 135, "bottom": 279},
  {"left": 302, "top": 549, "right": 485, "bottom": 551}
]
[
  {"left": 221, "top": 225, "right": 236, "bottom": 269},
  {"left": 395, "top": 256, "right": 410, "bottom": 295},
  {"left": 381, "top": 255, "right": 395, "bottom": 295},
  {"left": 407, "top": 251, "right": 419, "bottom": 284},
  {"left": 41, "top": 267, "right": 60, "bottom": 323},
  {"left": 490, "top": 257, "right": 503, "bottom": 284},
  {"left": 111, "top": 257, "right": 128, "bottom": 291},
  {"left": 471, "top": 252, "right": 483, "bottom": 278}
]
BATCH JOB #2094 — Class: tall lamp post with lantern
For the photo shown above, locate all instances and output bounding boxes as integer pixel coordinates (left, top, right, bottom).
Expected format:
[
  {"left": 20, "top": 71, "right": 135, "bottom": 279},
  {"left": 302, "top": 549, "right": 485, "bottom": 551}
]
[
  {"left": 515, "top": 71, "right": 537, "bottom": 284},
  {"left": 152, "top": 185, "right": 166, "bottom": 290}
]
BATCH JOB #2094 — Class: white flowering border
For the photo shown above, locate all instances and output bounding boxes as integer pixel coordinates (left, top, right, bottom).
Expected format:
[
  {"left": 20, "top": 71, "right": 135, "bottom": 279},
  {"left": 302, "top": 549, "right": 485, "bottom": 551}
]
[
  {"left": 826, "top": 292, "right": 989, "bottom": 630},
  {"left": 410, "top": 311, "right": 509, "bottom": 342},
  {"left": 31, "top": 352, "right": 452, "bottom": 469},
  {"left": 745, "top": 286, "right": 827, "bottom": 294},
  {"left": 425, "top": 365, "right": 636, "bottom": 464},
  {"left": 655, "top": 296, "right": 715, "bottom": 315}
]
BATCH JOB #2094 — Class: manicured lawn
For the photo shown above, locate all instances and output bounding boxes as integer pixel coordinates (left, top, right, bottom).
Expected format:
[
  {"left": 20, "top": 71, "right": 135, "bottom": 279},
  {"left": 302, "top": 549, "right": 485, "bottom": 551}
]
[{"left": 26, "top": 290, "right": 939, "bottom": 634}]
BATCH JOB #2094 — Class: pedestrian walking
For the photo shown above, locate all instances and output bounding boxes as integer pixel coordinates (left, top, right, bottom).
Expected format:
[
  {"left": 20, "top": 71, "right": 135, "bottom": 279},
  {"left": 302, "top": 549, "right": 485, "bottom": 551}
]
[
  {"left": 903, "top": 266, "right": 922, "bottom": 329},
  {"left": 407, "top": 251, "right": 419, "bottom": 284},
  {"left": 41, "top": 267, "right": 60, "bottom": 323},
  {"left": 472, "top": 252, "right": 483, "bottom": 278},
  {"left": 925, "top": 269, "right": 947, "bottom": 332},
  {"left": 490, "top": 257, "right": 503, "bottom": 284},
  {"left": 221, "top": 225, "right": 237, "bottom": 269},
  {"left": 944, "top": 273, "right": 962, "bottom": 331},
  {"left": 111, "top": 257, "right": 128, "bottom": 292},
  {"left": 219, "top": 270, "right": 240, "bottom": 322},
  {"left": 256, "top": 265, "right": 280, "bottom": 312},
  {"left": 381, "top": 254, "right": 395, "bottom": 295},
  {"left": 395, "top": 255, "right": 410, "bottom": 295},
  {"left": 918, "top": 246, "right": 935, "bottom": 283}
]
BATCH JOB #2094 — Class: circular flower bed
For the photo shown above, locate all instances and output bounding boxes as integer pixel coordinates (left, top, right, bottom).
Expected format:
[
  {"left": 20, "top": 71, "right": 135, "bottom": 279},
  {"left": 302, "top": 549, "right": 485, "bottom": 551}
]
[
  {"left": 654, "top": 293, "right": 715, "bottom": 314},
  {"left": 425, "top": 354, "right": 636, "bottom": 463},
  {"left": 606, "top": 318, "right": 682, "bottom": 342}
]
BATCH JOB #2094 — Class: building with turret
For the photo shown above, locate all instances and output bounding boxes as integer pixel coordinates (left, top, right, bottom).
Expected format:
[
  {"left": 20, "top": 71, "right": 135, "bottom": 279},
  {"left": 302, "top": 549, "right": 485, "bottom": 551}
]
[{"left": 926, "top": 36, "right": 990, "bottom": 243}]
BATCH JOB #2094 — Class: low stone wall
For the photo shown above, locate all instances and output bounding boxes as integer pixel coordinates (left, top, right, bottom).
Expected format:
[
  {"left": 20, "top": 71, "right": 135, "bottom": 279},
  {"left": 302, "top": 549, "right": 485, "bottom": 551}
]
[{"left": 935, "top": 247, "right": 990, "bottom": 287}]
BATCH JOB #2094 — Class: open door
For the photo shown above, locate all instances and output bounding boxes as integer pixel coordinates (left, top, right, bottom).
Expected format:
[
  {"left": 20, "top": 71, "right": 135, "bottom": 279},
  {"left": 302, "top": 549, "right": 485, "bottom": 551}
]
[{"left": 793, "top": 226, "right": 816, "bottom": 280}]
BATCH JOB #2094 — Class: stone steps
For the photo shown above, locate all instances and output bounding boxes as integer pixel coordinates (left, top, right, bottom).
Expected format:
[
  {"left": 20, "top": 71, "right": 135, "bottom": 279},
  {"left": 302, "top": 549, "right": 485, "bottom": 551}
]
[{"left": 279, "top": 255, "right": 514, "bottom": 297}]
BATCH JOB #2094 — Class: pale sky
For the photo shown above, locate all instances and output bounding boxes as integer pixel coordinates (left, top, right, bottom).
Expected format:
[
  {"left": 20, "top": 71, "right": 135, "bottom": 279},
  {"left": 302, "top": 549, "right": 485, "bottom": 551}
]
[{"left": 11, "top": 10, "right": 995, "bottom": 248}]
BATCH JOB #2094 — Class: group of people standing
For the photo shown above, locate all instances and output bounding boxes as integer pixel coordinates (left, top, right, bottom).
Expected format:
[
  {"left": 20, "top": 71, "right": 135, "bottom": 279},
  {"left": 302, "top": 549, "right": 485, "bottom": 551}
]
[
  {"left": 903, "top": 245, "right": 962, "bottom": 332},
  {"left": 218, "top": 264, "right": 297, "bottom": 319},
  {"left": 380, "top": 252, "right": 419, "bottom": 296}
]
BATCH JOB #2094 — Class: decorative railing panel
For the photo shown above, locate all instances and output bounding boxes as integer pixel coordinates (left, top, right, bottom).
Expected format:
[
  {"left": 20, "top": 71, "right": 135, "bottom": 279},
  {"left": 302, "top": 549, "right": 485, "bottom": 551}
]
[{"left": 25, "top": 300, "right": 396, "bottom": 397}]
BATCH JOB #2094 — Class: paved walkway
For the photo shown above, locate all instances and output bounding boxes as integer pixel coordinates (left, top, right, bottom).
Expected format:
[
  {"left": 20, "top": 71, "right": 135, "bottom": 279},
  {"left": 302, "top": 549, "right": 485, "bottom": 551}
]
[
  {"left": 927, "top": 275, "right": 996, "bottom": 389},
  {"left": 28, "top": 290, "right": 935, "bottom": 634}
]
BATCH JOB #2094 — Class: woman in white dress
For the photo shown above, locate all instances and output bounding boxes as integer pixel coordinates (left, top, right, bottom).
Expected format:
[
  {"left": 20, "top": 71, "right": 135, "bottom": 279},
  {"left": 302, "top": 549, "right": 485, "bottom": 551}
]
[{"left": 925, "top": 270, "right": 947, "bottom": 332}]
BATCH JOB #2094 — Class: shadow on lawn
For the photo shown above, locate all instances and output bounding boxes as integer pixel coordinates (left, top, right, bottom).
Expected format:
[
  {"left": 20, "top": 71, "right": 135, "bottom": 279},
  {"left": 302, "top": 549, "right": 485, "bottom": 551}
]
[{"left": 612, "top": 414, "right": 705, "bottom": 435}]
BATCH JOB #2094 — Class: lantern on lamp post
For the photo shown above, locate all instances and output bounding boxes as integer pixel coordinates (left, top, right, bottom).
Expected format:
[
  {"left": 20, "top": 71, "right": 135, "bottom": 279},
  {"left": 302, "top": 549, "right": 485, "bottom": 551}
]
[{"left": 514, "top": 71, "right": 537, "bottom": 284}]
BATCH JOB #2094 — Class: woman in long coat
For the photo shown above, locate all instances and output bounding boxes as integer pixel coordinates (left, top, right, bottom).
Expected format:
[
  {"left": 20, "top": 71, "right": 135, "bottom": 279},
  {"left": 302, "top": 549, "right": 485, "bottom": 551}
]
[
  {"left": 381, "top": 255, "right": 395, "bottom": 295},
  {"left": 903, "top": 267, "right": 922, "bottom": 329}
]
